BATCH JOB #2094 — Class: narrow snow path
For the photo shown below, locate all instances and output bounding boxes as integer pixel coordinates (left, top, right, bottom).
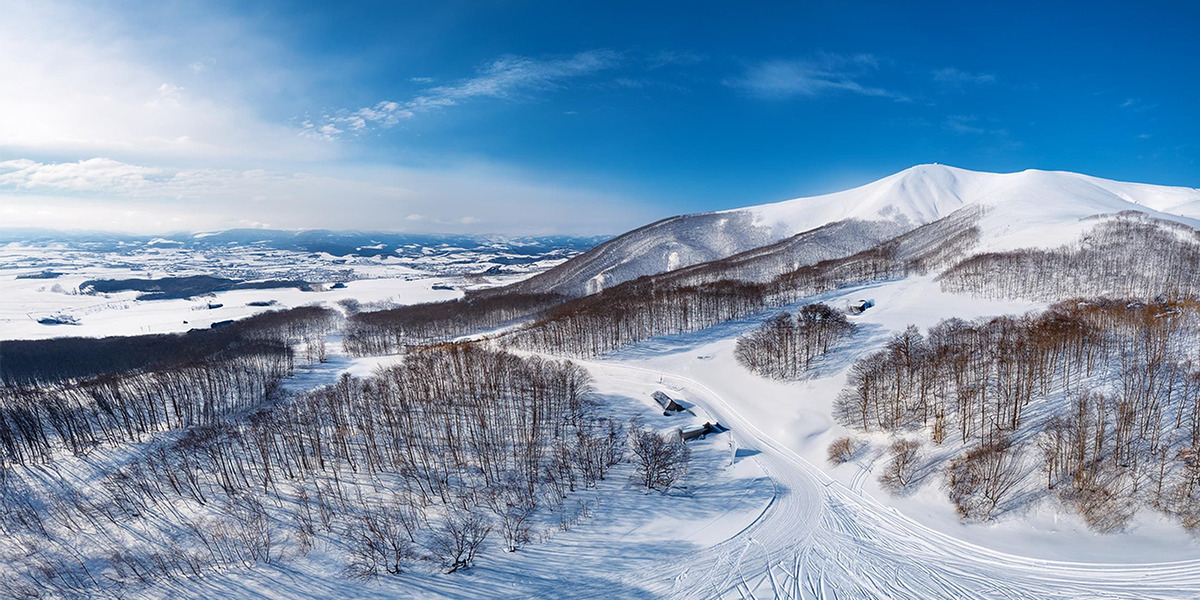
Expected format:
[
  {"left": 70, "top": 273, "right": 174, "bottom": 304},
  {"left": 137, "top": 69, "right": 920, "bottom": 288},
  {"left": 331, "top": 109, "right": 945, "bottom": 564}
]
[{"left": 582, "top": 360, "right": 1200, "bottom": 600}]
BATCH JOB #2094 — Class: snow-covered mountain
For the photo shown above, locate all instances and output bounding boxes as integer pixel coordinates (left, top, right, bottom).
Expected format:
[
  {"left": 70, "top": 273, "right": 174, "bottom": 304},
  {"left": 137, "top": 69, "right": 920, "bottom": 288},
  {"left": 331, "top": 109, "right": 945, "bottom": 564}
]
[{"left": 502, "top": 164, "right": 1200, "bottom": 297}]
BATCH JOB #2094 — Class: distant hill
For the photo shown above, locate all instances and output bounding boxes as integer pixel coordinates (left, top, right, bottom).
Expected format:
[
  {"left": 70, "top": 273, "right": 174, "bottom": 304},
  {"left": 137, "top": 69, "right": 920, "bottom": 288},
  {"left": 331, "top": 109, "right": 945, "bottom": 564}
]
[{"left": 0, "top": 228, "right": 609, "bottom": 259}]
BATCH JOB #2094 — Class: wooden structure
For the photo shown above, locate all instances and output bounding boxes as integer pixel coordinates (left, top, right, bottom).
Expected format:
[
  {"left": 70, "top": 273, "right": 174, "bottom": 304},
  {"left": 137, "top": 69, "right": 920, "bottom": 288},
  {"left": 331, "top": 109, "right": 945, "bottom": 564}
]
[
  {"left": 848, "top": 299, "right": 875, "bottom": 314},
  {"left": 678, "top": 421, "right": 728, "bottom": 441},
  {"left": 652, "top": 390, "right": 685, "bottom": 414}
]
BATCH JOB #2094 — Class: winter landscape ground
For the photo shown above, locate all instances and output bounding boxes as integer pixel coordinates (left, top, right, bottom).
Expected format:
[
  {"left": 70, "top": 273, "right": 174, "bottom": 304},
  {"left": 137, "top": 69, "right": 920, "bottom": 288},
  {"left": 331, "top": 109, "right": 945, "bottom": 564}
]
[{"left": 5, "top": 165, "right": 1200, "bottom": 598}]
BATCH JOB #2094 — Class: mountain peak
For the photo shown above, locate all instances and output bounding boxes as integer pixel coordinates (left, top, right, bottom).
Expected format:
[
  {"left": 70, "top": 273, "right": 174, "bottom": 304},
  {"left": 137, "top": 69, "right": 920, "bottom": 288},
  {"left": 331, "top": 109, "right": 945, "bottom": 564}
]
[{"left": 505, "top": 166, "right": 1200, "bottom": 297}]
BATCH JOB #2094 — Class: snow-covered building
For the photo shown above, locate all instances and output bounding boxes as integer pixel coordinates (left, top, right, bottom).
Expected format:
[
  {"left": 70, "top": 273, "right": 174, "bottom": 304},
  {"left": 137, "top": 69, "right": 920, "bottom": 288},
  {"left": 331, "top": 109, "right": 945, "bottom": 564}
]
[{"left": 652, "top": 390, "right": 685, "bottom": 413}]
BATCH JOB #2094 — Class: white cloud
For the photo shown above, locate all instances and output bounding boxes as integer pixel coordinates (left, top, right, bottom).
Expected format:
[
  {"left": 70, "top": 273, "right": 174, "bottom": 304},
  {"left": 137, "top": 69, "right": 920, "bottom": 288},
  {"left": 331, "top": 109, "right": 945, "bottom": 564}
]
[
  {"left": 645, "top": 49, "right": 704, "bottom": 69},
  {"left": 0, "top": 5, "right": 660, "bottom": 235},
  {"left": 0, "top": 1, "right": 329, "bottom": 161},
  {"left": 728, "top": 53, "right": 907, "bottom": 101},
  {"left": 932, "top": 67, "right": 997, "bottom": 88},
  {"left": 1120, "top": 98, "right": 1156, "bottom": 112},
  {"left": 0, "top": 157, "right": 654, "bottom": 235},
  {"left": 314, "top": 50, "right": 623, "bottom": 137},
  {"left": 0, "top": 158, "right": 167, "bottom": 192},
  {"left": 428, "top": 50, "right": 621, "bottom": 102},
  {"left": 188, "top": 57, "right": 216, "bottom": 73},
  {"left": 944, "top": 115, "right": 985, "bottom": 134}
]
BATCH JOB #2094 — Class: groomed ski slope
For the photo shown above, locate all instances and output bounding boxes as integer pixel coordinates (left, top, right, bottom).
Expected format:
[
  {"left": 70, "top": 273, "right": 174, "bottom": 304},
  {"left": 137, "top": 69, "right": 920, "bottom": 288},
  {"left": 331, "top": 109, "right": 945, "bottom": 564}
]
[{"left": 587, "top": 361, "right": 1200, "bottom": 599}]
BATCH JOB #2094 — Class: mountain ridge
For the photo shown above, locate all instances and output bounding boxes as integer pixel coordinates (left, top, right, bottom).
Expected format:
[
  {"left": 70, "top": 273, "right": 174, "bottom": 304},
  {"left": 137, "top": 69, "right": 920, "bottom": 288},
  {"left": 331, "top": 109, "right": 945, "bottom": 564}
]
[{"left": 495, "top": 164, "right": 1200, "bottom": 298}]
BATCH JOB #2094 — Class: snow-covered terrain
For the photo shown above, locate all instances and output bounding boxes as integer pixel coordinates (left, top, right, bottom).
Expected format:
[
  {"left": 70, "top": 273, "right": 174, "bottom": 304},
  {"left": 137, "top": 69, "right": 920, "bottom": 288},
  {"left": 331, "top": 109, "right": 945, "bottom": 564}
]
[
  {"left": 0, "top": 233, "right": 593, "bottom": 340},
  {"left": 502, "top": 164, "right": 1200, "bottom": 297},
  {"left": 7, "top": 165, "right": 1200, "bottom": 599},
  {"left": 135, "top": 285, "right": 1200, "bottom": 599},
  {"left": 742, "top": 164, "right": 1200, "bottom": 251}
]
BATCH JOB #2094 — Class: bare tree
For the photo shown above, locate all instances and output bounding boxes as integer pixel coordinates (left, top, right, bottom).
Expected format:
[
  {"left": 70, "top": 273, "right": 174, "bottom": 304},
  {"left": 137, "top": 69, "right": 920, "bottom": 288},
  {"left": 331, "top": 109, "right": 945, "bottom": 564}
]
[
  {"left": 880, "top": 439, "right": 922, "bottom": 491},
  {"left": 485, "top": 479, "right": 535, "bottom": 553},
  {"left": 346, "top": 501, "right": 415, "bottom": 578},
  {"left": 827, "top": 436, "right": 861, "bottom": 465},
  {"left": 945, "top": 441, "right": 1023, "bottom": 520},
  {"left": 629, "top": 427, "right": 691, "bottom": 491},
  {"left": 428, "top": 505, "right": 491, "bottom": 573},
  {"left": 736, "top": 304, "right": 856, "bottom": 380}
]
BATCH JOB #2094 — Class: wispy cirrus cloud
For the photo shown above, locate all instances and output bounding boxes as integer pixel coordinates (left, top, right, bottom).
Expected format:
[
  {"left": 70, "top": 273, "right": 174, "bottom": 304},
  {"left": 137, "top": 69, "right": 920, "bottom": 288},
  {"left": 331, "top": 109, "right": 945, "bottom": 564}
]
[
  {"left": 932, "top": 67, "right": 997, "bottom": 89},
  {"left": 727, "top": 53, "right": 908, "bottom": 101},
  {"left": 309, "top": 50, "right": 623, "bottom": 138},
  {"left": 645, "top": 49, "right": 704, "bottom": 69},
  {"left": 1119, "top": 97, "right": 1157, "bottom": 113}
]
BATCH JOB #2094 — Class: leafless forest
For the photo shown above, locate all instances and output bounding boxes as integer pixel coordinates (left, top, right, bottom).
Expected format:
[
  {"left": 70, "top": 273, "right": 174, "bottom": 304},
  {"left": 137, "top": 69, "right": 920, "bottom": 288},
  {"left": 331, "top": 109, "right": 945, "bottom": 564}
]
[
  {"left": 939, "top": 212, "right": 1200, "bottom": 301},
  {"left": 0, "top": 310, "right": 686, "bottom": 597},
  {"left": 343, "top": 207, "right": 985, "bottom": 360},
  {"left": 832, "top": 299, "right": 1200, "bottom": 529},
  {"left": 735, "top": 303, "right": 856, "bottom": 380}
]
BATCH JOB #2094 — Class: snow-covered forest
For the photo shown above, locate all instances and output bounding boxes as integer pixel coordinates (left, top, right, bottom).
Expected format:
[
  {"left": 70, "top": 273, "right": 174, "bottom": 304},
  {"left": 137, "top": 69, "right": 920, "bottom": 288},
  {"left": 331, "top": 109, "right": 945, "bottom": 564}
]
[
  {"left": 8, "top": 165, "right": 1200, "bottom": 598},
  {"left": 830, "top": 299, "right": 1200, "bottom": 529}
]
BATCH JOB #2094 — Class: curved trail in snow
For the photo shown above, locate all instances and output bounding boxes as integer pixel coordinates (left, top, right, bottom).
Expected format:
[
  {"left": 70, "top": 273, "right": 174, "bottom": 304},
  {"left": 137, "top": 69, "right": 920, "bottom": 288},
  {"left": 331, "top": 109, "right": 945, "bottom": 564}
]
[{"left": 584, "top": 360, "right": 1200, "bottom": 600}]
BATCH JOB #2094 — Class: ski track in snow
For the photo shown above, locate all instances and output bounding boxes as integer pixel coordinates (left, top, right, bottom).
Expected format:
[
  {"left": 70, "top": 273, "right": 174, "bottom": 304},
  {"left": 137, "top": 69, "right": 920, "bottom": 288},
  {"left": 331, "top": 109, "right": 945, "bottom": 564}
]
[{"left": 584, "top": 360, "right": 1200, "bottom": 600}]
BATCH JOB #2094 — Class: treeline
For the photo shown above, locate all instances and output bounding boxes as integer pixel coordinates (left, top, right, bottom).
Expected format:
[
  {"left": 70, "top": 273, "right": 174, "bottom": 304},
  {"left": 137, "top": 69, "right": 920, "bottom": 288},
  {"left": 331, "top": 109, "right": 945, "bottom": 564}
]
[
  {"left": 773, "top": 204, "right": 981, "bottom": 300},
  {"left": 81, "top": 275, "right": 311, "bottom": 301},
  {"left": 1, "top": 305, "right": 338, "bottom": 385},
  {"left": 638, "top": 218, "right": 903, "bottom": 288},
  {"left": 939, "top": 211, "right": 1200, "bottom": 301},
  {"left": 505, "top": 279, "right": 769, "bottom": 357},
  {"left": 342, "top": 293, "right": 565, "bottom": 355},
  {"left": 0, "top": 307, "right": 339, "bottom": 464},
  {"left": 834, "top": 298, "right": 1200, "bottom": 529},
  {"left": 504, "top": 207, "right": 982, "bottom": 358},
  {"left": 335, "top": 206, "right": 982, "bottom": 360},
  {"left": 0, "top": 345, "right": 693, "bottom": 597},
  {"left": 735, "top": 303, "right": 856, "bottom": 379}
]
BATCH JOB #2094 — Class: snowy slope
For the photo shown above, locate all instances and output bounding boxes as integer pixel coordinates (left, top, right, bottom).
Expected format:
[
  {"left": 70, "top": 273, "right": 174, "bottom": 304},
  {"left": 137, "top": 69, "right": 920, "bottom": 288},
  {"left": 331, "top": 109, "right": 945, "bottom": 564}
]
[
  {"left": 743, "top": 164, "right": 1200, "bottom": 252},
  {"left": 496, "top": 211, "right": 784, "bottom": 297},
  {"left": 9, "top": 167, "right": 1200, "bottom": 599},
  {"left": 501, "top": 165, "right": 1200, "bottom": 297}
]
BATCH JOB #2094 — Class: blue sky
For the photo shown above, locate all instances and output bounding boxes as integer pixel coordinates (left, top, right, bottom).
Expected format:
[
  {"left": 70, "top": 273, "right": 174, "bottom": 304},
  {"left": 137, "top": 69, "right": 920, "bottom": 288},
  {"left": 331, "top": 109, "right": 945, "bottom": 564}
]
[{"left": 0, "top": 0, "right": 1195, "bottom": 234}]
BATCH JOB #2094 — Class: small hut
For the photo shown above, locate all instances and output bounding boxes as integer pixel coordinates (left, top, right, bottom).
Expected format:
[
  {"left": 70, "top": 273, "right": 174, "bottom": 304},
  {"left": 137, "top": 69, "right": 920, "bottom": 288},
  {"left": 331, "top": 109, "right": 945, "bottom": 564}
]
[
  {"left": 848, "top": 299, "right": 875, "bottom": 314},
  {"left": 678, "top": 422, "right": 728, "bottom": 441},
  {"left": 652, "top": 391, "right": 685, "bottom": 414}
]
